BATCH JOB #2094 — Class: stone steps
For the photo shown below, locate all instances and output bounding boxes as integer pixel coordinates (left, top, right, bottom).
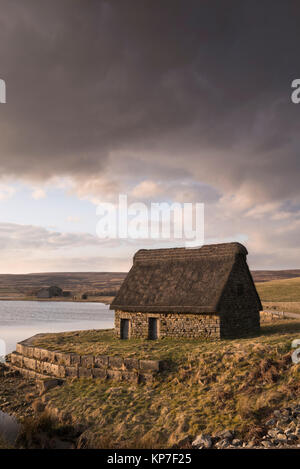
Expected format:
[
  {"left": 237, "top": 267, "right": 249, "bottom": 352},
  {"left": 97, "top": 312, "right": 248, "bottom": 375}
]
[{"left": 9, "top": 362, "right": 54, "bottom": 381}]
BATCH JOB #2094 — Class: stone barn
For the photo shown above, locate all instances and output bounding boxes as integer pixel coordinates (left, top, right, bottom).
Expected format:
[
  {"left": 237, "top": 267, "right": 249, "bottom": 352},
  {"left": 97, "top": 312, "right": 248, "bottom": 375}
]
[
  {"left": 110, "top": 242, "right": 261, "bottom": 340},
  {"left": 36, "top": 285, "right": 63, "bottom": 298}
]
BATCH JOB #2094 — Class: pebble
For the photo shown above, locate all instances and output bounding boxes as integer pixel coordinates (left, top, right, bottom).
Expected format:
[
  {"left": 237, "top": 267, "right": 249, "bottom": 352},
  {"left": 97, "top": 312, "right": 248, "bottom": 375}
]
[
  {"left": 266, "top": 418, "right": 276, "bottom": 426},
  {"left": 262, "top": 440, "right": 273, "bottom": 448},
  {"left": 216, "top": 430, "right": 233, "bottom": 440},
  {"left": 231, "top": 439, "right": 241, "bottom": 447},
  {"left": 215, "top": 438, "right": 230, "bottom": 449}
]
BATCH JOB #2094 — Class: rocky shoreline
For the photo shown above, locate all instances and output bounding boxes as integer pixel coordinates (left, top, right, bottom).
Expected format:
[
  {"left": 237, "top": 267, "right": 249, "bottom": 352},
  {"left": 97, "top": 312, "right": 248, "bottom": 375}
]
[{"left": 191, "top": 404, "right": 300, "bottom": 449}]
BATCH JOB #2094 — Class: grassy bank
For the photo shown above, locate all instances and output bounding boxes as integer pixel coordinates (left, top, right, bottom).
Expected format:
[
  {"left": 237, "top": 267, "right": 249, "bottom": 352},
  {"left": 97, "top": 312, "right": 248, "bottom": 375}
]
[
  {"left": 30, "top": 319, "right": 300, "bottom": 361},
  {"left": 37, "top": 319, "right": 300, "bottom": 448}
]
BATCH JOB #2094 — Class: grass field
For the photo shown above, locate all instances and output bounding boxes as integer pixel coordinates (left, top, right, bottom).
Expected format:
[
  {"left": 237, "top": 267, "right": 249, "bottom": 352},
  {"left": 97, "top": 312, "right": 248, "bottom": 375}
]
[
  {"left": 256, "top": 276, "right": 300, "bottom": 302},
  {"left": 256, "top": 276, "right": 300, "bottom": 314}
]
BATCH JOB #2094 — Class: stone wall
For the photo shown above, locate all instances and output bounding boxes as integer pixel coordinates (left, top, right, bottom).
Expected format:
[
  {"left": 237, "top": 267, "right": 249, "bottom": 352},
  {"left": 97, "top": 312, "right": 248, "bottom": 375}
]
[
  {"left": 115, "top": 310, "right": 221, "bottom": 339},
  {"left": 9, "top": 341, "right": 165, "bottom": 384},
  {"left": 260, "top": 310, "right": 286, "bottom": 322}
]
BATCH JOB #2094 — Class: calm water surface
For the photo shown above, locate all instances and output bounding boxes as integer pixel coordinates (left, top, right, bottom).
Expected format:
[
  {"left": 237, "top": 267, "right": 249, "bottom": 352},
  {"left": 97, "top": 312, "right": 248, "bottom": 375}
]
[
  {"left": 0, "top": 300, "right": 114, "bottom": 355},
  {"left": 0, "top": 411, "right": 20, "bottom": 443}
]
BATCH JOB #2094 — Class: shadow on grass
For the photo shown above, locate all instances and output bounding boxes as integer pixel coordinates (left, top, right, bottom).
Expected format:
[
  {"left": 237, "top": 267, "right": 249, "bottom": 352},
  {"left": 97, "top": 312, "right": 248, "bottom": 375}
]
[{"left": 261, "top": 319, "right": 300, "bottom": 336}]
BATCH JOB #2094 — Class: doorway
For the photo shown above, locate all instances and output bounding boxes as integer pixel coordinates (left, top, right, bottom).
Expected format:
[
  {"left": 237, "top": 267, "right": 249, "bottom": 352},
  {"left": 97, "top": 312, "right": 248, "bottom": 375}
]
[
  {"left": 148, "top": 318, "right": 158, "bottom": 340},
  {"left": 120, "top": 319, "right": 129, "bottom": 339}
]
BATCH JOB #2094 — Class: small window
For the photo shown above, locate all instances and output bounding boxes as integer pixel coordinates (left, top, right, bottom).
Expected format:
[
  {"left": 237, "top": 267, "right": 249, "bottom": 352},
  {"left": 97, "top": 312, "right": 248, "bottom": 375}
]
[{"left": 237, "top": 283, "right": 244, "bottom": 296}]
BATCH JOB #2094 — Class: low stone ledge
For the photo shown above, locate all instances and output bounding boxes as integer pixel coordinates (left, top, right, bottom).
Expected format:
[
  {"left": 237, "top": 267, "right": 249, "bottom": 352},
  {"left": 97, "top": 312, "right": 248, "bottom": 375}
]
[
  {"left": 94, "top": 355, "right": 108, "bottom": 368},
  {"left": 109, "top": 356, "right": 124, "bottom": 369},
  {"left": 78, "top": 367, "right": 92, "bottom": 378},
  {"left": 139, "top": 359, "right": 161, "bottom": 372},
  {"left": 65, "top": 366, "right": 78, "bottom": 378},
  {"left": 10, "top": 352, "right": 23, "bottom": 368},
  {"left": 16, "top": 343, "right": 26, "bottom": 355},
  {"left": 91, "top": 368, "right": 107, "bottom": 379},
  {"left": 70, "top": 354, "right": 81, "bottom": 366},
  {"left": 23, "top": 356, "right": 37, "bottom": 371},
  {"left": 107, "top": 369, "right": 122, "bottom": 381},
  {"left": 124, "top": 357, "right": 139, "bottom": 370},
  {"left": 122, "top": 370, "right": 139, "bottom": 383},
  {"left": 10, "top": 365, "right": 50, "bottom": 381},
  {"left": 33, "top": 348, "right": 42, "bottom": 360},
  {"left": 40, "top": 349, "right": 55, "bottom": 362},
  {"left": 36, "top": 378, "right": 63, "bottom": 395},
  {"left": 12, "top": 339, "right": 167, "bottom": 384},
  {"left": 54, "top": 351, "right": 71, "bottom": 366},
  {"left": 81, "top": 355, "right": 94, "bottom": 368}
]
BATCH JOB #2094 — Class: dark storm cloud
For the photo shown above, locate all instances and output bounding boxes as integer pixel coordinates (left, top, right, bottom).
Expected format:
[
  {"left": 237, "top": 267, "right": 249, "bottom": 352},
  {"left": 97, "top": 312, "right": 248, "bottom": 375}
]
[{"left": 0, "top": 0, "right": 299, "bottom": 201}]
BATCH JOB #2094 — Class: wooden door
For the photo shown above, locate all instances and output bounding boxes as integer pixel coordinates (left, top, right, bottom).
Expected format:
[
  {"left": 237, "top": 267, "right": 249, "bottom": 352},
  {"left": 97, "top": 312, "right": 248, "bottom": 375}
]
[{"left": 148, "top": 318, "right": 158, "bottom": 340}]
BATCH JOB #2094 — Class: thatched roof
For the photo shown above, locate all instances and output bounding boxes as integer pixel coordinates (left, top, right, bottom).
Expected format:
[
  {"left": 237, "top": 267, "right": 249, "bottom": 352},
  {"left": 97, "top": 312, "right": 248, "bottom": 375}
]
[{"left": 110, "top": 242, "right": 261, "bottom": 313}]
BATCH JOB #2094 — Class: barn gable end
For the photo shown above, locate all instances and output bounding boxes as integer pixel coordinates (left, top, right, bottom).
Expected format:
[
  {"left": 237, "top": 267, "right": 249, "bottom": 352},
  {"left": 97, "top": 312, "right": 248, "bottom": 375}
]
[{"left": 218, "top": 254, "right": 261, "bottom": 338}]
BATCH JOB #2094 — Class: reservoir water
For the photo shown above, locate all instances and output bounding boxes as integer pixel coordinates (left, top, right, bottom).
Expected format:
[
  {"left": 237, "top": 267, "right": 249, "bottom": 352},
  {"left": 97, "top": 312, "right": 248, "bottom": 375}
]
[
  {"left": 0, "top": 300, "right": 114, "bottom": 355},
  {"left": 0, "top": 410, "right": 20, "bottom": 443}
]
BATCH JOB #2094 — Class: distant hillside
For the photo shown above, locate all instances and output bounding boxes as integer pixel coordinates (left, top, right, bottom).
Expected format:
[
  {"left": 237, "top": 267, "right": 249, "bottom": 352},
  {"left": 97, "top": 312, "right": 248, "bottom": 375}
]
[
  {"left": 251, "top": 269, "right": 300, "bottom": 283},
  {"left": 0, "top": 269, "right": 300, "bottom": 300},
  {"left": 0, "top": 272, "right": 127, "bottom": 299}
]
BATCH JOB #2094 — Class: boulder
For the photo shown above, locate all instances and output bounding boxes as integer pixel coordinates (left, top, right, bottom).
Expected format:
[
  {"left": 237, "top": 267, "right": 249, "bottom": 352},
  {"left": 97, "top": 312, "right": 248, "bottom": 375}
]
[
  {"left": 277, "top": 433, "right": 287, "bottom": 441},
  {"left": 215, "top": 429, "right": 233, "bottom": 441},
  {"left": 231, "top": 439, "right": 241, "bottom": 447},
  {"left": 215, "top": 438, "right": 230, "bottom": 449},
  {"left": 262, "top": 440, "right": 273, "bottom": 448},
  {"left": 265, "top": 418, "right": 276, "bottom": 426},
  {"left": 192, "top": 434, "right": 212, "bottom": 449},
  {"left": 36, "top": 378, "right": 63, "bottom": 395}
]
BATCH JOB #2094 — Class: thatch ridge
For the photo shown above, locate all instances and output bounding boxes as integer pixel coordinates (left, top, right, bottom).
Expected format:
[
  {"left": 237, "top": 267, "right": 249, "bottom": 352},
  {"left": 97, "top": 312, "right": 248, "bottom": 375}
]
[{"left": 133, "top": 242, "right": 247, "bottom": 264}]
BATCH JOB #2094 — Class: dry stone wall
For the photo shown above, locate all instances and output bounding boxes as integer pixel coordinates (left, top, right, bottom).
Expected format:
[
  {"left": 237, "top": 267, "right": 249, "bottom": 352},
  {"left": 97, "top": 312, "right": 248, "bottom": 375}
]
[
  {"left": 260, "top": 310, "right": 286, "bottom": 322},
  {"left": 115, "top": 310, "right": 221, "bottom": 339},
  {"left": 9, "top": 340, "right": 165, "bottom": 384}
]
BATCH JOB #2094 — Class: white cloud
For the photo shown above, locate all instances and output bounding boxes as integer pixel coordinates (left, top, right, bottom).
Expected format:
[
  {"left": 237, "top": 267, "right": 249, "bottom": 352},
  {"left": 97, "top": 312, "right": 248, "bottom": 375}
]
[
  {"left": 0, "top": 222, "right": 101, "bottom": 250},
  {"left": 66, "top": 216, "right": 80, "bottom": 223},
  {"left": 245, "top": 202, "right": 282, "bottom": 219},
  {"left": 131, "top": 180, "right": 162, "bottom": 199},
  {"left": 31, "top": 188, "right": 46, "bottom": 199},
  {"left": 0, "top": 184, "right": 16, "bottom": 201}
]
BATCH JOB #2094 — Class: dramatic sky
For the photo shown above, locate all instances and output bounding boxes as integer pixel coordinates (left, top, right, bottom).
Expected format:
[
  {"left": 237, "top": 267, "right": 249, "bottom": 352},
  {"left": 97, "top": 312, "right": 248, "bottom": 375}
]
[{"left": 0, "top": 0, "right": 300, "bottom": 273}]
